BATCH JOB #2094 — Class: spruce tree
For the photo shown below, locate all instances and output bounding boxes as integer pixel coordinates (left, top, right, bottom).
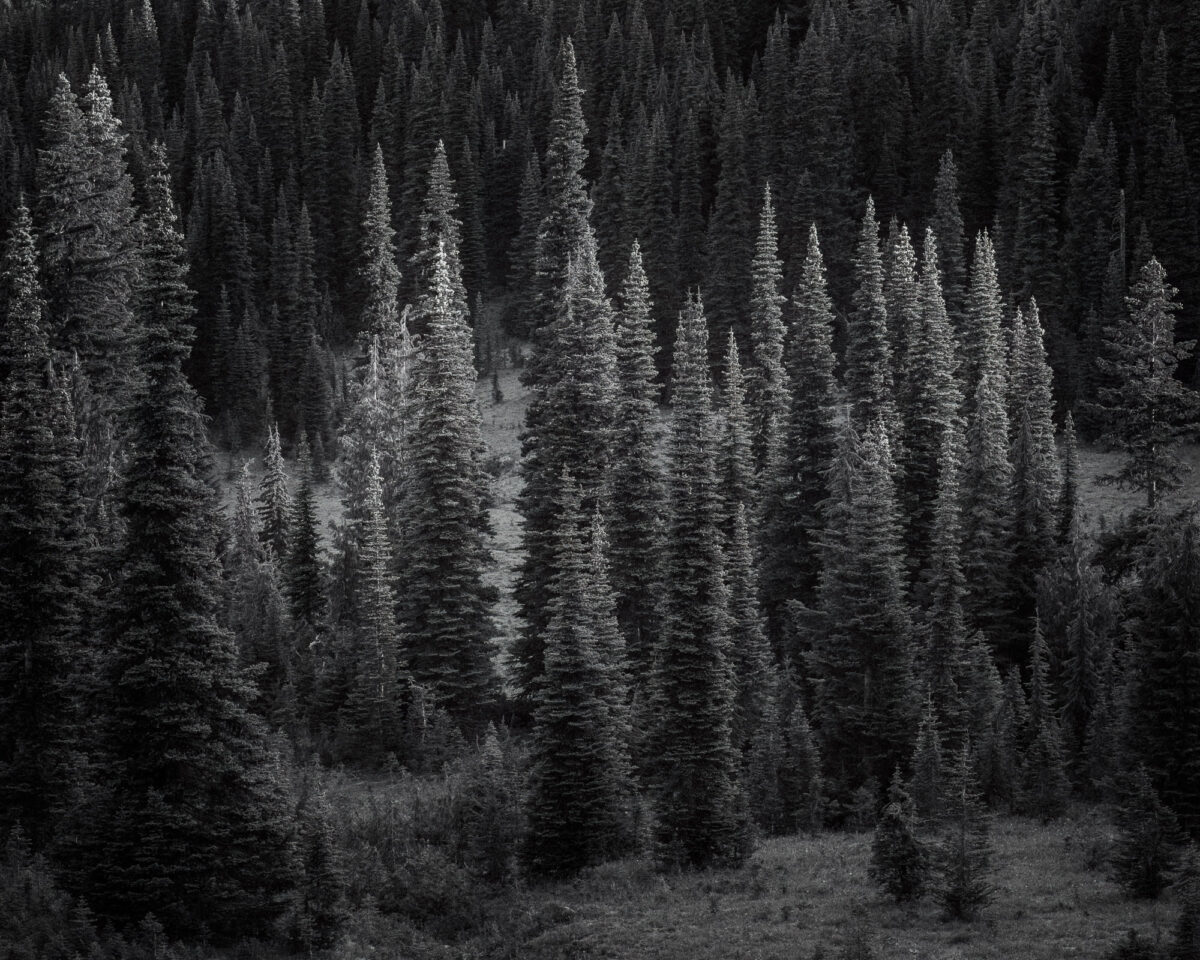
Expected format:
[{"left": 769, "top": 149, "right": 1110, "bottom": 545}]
[
  {"left": 747, "top": 184, "right": 788, "bottom": 474},
  {"left": 726, "top": 502, "right": 772, "bottom": 756},
  {"left": 960, "top": 231, "right": 1006, "bottom": 416},
  {"left": 400, "top": 237, "right": 497, "bottom": 720},
  {"left": 0, "top": 201, "right": 89, "bottom": 846},
  {"left": 287, "top": 435, "right": 326, "bottom": 630},
  {"left": 934, "top": 742, "right": 994, "bottom": 921},
  {"left": 86, "top": 146, "right": 296, "bottom": 939},
  {"left": 1092, "top": 258, "right": 1199, "bottom": 509},
  {"left": 718, "top": 332, "right": 754, "bottom": 535},
  {"left": 526, "top": 473, "right": 633, "bottom": 876},
  {"left": 1112, "top": 765, "right": 1183, "bottom": 899},
  {"left": 608, "top": 241, "right": 664, "bottom": 675},
  {"left": 259, "top": 423, "right": 291, "bottom": 559},
  {"left": 650, "top": 293, "right": 746, "bottom": 869},
  {"left": 910, "top": 697, "right": 945, "bottom": 824},
  {"left": 931, "top": 150, "right": 967, "bottom": 321},
  {"left": 760, "top": 225, "right": 839, "bottom": 651},
  {"left": 336, "top": 449, "right": 401, "bottom": 764},
  {"left": 1021, "top": 621, "right": 1071, "bottom": 820},
  {"left": 782, "top": 692, "right": 826, "bottom": 833},
  {"left": 359, "top": 143, "right": 402, "bottom": 340},
  {"left": 846, "top": 197, "right": 897, "bottom": 435},
  {"left": 870, "top": 768, "right": 929, "bottom": 903},
  {"left": 812, "top": 419, "right": 916, "bottom": 793}
]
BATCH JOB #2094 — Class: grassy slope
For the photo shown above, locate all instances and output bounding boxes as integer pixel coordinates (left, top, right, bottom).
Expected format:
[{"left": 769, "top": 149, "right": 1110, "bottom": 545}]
[{"left": 477, "top": 814, "right": 1172, "bottom": 959}]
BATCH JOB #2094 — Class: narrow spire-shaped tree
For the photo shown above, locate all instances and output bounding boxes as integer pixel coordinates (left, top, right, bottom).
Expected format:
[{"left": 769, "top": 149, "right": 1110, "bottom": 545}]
[
  {"left": 846, "top": 197, "right": 897, "bottom": 435},
  {"left": 608, "top": 241, "right": 664, "bottom": 675},
  {"left": 400, "top": 237, "right": 497, "bottom": 719},
  {"left": 1092, "top": 258, "right": 1199, "bottom": 509},
  {"left": 259, "top": 423, "right": 291, "bottom": 559},
  {"left": 718, "top": 332, "right": 754, "bottom": 535},
  {"left": 760, "top": 225, "right": 839, "bottom": 650},
  {"left": 931, "top": 150, "right": 967, "bottom": 321},
  {"left": 359, "top": 143, "right": 402, "bottom": 340},
  {"left": 87, "top": 146, "right": 295, "bottom": 939},
  {"left": 726, "top": 501, "right": 773, "bottom": 756},
  {"left": 287, "top": 435, "right": 326, "bottom": 630},
  {"left": 650, "top": 293, "right": 746, "bottom": 869},
  {"left": 747, "top": 184, "right": 788, "bottom": 472},
  {"left": 526, "top": 473, "right": 634, "bottom": 876},
  {"left": 0, "top": 201, "right": 89, "bottom": 846},
  {"left": 960, "top": 232, "right": 1005, "bottom": 415}
]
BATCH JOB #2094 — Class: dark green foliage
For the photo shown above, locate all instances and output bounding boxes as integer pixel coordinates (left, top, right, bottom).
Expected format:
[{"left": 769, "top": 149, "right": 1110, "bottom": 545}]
[
  {"left": 649, "top": 294, "right": 746, "bottom": 869},
  {"left": 870, "top": 769, "right": 929, "bottom": 903},
  {"left": 1112, "top": 766, "right": 1183, "bottom": 899},
  {"left": 85, "top": 148, "right": 296, "bottom": 940}
]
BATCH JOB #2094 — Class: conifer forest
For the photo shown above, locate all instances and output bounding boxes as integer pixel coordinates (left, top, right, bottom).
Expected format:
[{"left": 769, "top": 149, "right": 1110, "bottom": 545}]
[{"left": 5, "top": 0, "right": 1200, "bottom": 956}]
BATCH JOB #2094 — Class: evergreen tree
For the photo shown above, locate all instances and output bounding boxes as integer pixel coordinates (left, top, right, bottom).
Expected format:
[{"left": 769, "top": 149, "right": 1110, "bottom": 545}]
[
  {"left": 870, "top": 768, "right": 929, "bottom": 903},
  {"left": 718, "top": 333, "right": 754, "bottom": 535},
  {"left": 337, "top": 449, "right": 401, "bottom": 764},
  {"left": 934, "top": 742, "right": 994, "bottom": 921},
  {"left": 359, "top": 143, "right": 402, "bottom": 340},
  {"left": 726, "top": 502, "right": 772, "bottom": 756},
  {"left": 0, "top": 201, "right": 89, "bottom": 846},
  {"left": 287, "top": 435, "right": 326, "bottom": 630},
  {"left": 608, "top": 241, "right": 664, "bottom": 676},
  {"left": 400, "top": 237, "right": 497, "bottom": 719},
  {"left": 1059, "top": 412, "right": 1080, "bottom": 544},
  {"left": 760, "top": 225, "right": 838, "bottom": 651},
  {"left": 910, "top": 697, "right": 945, "bottom": 824},
  {"left": 86, "top": 147, "right": 296, "bottom": 939},
  {"left": 1123, "top": 515, "right": 1200, "bottom": 835},
  {"left": 289, "top": 785, "right": 348, "bottom": 952},
  {"left": 747, "top": 184, "right": 788, "bottom": 474},
  {"left": 259, "top": 422, "right": 291, "bottom": 559},
  {"left": 1112, "top": 765, "right": 1183, "bottom": 899},
  {"left": 1021, "top": 621, "right": 1071, "bottom": 820},
  {"left": 649, "top": 293, "right": 746, "bottom": 869},
  {"left": 812, "top": 419, "right": 916, "bottom": 793},
  {"left": 931, "top": 150, "right": 967, "bottom": 321},
  {"left": 846, "top": 197, "right": 897, "bottom": 435},
  {"left": 525, "top": 473, "right": 633, "bottom": 876},
  {"left": 781, "top": 691, "right": 825, "bottom": 833},
  {"left": 408, "top": 141, "right": 468, "bottom": 338},
  {"left": 1092, "top": 258, "right": 1199, "bottom": 509},
  {"left": 960, "top": 232, "right": 1006, "bottom": 416}
]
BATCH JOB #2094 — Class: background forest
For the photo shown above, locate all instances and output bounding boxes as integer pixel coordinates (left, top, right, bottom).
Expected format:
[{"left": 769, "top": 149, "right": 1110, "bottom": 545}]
[{"left": 2, "top": 0, "right": 1200, "bottom": 957}]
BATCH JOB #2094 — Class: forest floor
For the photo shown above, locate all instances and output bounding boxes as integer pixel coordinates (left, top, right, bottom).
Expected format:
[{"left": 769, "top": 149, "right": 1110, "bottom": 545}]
[{"left": 343, "top": 807, "right": 1171, "bottom": 960}]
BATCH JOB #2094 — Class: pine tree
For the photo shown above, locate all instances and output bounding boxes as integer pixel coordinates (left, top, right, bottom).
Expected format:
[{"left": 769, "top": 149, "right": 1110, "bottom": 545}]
[
  {"left": 86, "top": 146, "right": 296, "bottom": 939},
  {"left": 846, "top": 197, "right": 897, "bottom": 435},
  {"left": 782, "top": 692, "right": 825, "bottom": 833},
  {"left": 960, "top": 231, "right": 1006, "bottom": 416},
  {"left": 408, "top": 141, "right": 468, "bottom": 339},
  {"left": 259, "top": 423, "right": 291, "bottom": 559},
  {"left": 760, "top": 225, "right": 839, "bottom": 650},
  {"left": 870, "top": 768, "right": 929, "bottom": 903},
  {"left": 359, "top": 143, "right": 402, "bottom": 340},
  {"left": 812, "top": 419, "right": 916, "bottom": 793},
  {"left": 400, "top": 237, "right": 497, "bottom": 720},
  {"left": 608, "top": 241, "right": 664, "bottom": 676},
  {"left": 1059, "top": 412, "right": 1080, "bottom": 543},
  {"left": 0, "top": 201, "right": 89, "bottom": 846},
  {"left": 747, "top": 184, "right": 788, "bottom": 473},
  {"left": 1021, "top": 621, "right": 1071, "bottom": 820},
  {"left": 931, "top": 150, "right": 967, "bottom": 321},
  {"left": 526, "top": 473, "right": 633, "bottom": 876},
  {"left": 650, "top": 293, "right": 746, "bottom": 869},
  {"left": 289, "top": 785, "right": 348, "bottom": 952},
  {"left": 910, "top": 697, "right": 945, "bottom": 824},
  {"left": 726, "top": 502, "right": 772, "bottom": 756},
  {"left": 1092, "top": 258, "right": 1199, "bottom": 509},
  {"left": 934, "top": 742, "right": 994, "bottom": 921},
  {"left": 508, "top": 150, "right": 543, "bottom": 337}
]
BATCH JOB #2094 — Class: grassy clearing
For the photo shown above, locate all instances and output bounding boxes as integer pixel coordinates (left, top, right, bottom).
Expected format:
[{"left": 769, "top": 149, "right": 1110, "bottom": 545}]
[{"left": 467, "top": 811, "right": 1172, "bottom": 960}]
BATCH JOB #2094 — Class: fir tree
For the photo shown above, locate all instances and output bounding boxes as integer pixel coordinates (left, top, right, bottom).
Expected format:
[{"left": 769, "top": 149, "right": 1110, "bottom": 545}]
[
  {"left": 259, "top": 423, "right": 291, "bottom": 559},
  {"left": 960, "top": 231, "right": 1006, "bottom": 416},
  {"left": 287, "top": 435, "right": 326, "bottom": 630},
  {"left": 934, "top": 742, "right": 994, "bottom": 921},
  {"left": 0, "top": 201, "right": 89, "bottom": 846},
  {"left": 1021, "top": 621, "right": 1071, "bottom": 821},
  {"left": 1112, "top": 765, "right": 1183, "bottom": 899},
  {"left": 86, "top": 146, "right": 296, "bottom": 939},
  {"left": 525, "top": 473, "right": 634, "bottom": 876},
  {"left": 649, "top": 293, "right": 745, "bottom": 869},
  {"left": 782, "top": 692, "right": 825, "bottom": 833},
  {"left": 870, "top": 768, "right": 929, "bottom": 903},
  {"left": 931, "top": 150, "right": 967, "bottom": 321},
  {"left": 1059, "top": 412, "right": 1080, "bottom": 543},
  {"left": 911, "top": 697, "right": 945, "bottom": 824},
  {"left": 359, "top": 143, "right": 402, "bottom": 340},
  {"left": 400, "top": 237, "right": 497, "bottom": 719},
  {"left": 812, "top": 419, "right": 916, "bottom": 793},
  {"left": 747, "top": 184, "right": 788, "bottom": 473},
  {"left": 1092, "top": 258, "right": 1199, "bottom": 509},
  {"left": 718, "top": 333, "right": 754, "bottom": 535},
  {"left": 846, "top": 197, "right": 897, "bottom": 435},
  {"left": 608, "top": 241, "right": 665, "bottom": 676},
  {"left": 760, "top": 225, "right": 839, "bottom": 651},
  {"left": 289, "top": 786, "right": 348, "bottom": 952},
  {"left": 726, "top": 502, "right": 772, "bottom": 756}
]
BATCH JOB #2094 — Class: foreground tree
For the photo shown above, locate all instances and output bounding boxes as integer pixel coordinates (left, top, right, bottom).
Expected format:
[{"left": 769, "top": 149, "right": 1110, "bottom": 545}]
[
  {"left": 1092, "top": 258, "right": 1199, "bottom": 509},
  {"left": 935, "top": 742, "right": 994, "bottom": 921},
  {"left": 83, "top": 148, "right": 296, "bottom": 939},
  {"left": 0, "top": 201, "right": 89, "bottom": 846},
  {"left": 525, "top": 475, "right": 634, "bottom": 876},
  {"left": 649, "top": 293, "right": 746, "bottom": 869}
]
